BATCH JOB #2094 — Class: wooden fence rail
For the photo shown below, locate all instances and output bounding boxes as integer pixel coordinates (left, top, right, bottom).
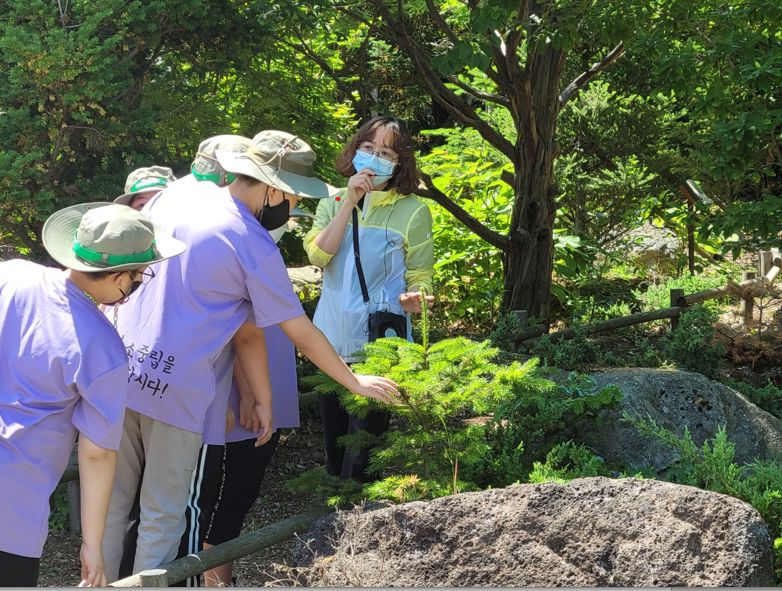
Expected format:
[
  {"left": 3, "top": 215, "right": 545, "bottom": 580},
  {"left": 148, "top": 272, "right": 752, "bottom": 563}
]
[
  {"left": 520, "top": 306, "right": 685, "bottom": 348},
  {"left": 518, "top": 251, "right": 782, "bottom": 349},
  {"left": 109, "top": 506, "right": 333, "bottom": 587}
]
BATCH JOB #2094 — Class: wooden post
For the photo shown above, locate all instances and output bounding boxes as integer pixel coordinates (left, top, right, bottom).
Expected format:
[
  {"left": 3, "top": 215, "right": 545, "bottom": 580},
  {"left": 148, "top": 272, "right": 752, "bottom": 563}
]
[
  {"left": 740, "top": 271, "right": 756, "bottom": 325},
  {"left": 67, "top": 480, "right": 81, "bottom": 536},
  {"left": 688, "top": 203, "right": 695, "bottom": 276},
  {"left": 512, "top": 310, "right": 528, "bottom": 328},
  {"left": 759, "top": 250, "right": 773, "bottom": 276},
  {"left": 138, "top": 569, "right": 169, "bottom": 587},
  {"left": 670, "top": 289, "right": 685, "bottom": 331},
  {"left": 110, "top": 506, "right": 334, "bottom": 588},
  {"left": 67, "top": 445, "right": 80, "bottom": 536}
]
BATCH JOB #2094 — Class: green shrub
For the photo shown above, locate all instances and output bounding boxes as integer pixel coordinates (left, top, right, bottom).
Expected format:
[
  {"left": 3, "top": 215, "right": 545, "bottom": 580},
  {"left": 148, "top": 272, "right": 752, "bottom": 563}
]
[
  {"left": 721, "top": 379, "right": 782, "bottom": 422},
  {"left": 291, "top": 296, "right": 622, "bottom": 503},
  {"left": 526, "top": 441, "right": 610, "bottom": 484},
  {"left": 661, "top": 305, "right": 725, "bottom": 377},
  {"left": 635, "top": 274, "right": 732, "bottom": 313},
  {"left": 626, "top": 414, "right": 782, "bottom": 583},
  {"left": 48, "top": 485, "right": 69, "bottom": 533},
  {"left": 531, "top": 325, "right": 602, "bottom": 368},
  {"left": 467, "top": 370, "right": 622, "bottom": 487},
  {"left": 488, "top": 311, "right": 524, "bottom": 353}
]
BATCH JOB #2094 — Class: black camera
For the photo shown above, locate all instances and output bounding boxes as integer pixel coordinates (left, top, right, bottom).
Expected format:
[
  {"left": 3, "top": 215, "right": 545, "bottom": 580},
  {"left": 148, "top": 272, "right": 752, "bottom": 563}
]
[{"left": 367, "top": 311, "right": 407, "bottom": 342}]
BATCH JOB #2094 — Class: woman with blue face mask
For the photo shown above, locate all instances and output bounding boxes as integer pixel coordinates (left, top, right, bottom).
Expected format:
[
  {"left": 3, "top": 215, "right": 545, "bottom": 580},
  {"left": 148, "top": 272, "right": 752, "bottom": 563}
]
[{"left": 304, "top": 116, "right": 436, "bottom": 482}]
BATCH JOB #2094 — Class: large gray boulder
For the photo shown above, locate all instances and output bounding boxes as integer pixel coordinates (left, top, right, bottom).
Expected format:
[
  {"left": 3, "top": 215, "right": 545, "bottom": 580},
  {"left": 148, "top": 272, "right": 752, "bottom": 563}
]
[
  {"left": 292, "top": 477, "right": 774, "bottom": 587},
  {"left": 588, "top": 368, "right": 782, "bottom": 470}
]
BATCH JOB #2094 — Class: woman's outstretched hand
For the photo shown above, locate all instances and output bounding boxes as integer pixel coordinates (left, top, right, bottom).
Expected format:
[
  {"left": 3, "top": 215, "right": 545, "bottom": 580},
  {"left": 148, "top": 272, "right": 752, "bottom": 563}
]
[{"left": 350, "top": 374, "right": 400, "bottom": 405}]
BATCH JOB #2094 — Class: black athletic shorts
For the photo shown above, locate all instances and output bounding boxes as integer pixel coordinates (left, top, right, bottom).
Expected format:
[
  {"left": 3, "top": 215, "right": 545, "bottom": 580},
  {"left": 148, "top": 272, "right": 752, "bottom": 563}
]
[
  {"left": 0, "top": 549, "right": 40, "bottom": 587},
  {"left": 178, "top": 431, "right": 281, "bottom": 585}
]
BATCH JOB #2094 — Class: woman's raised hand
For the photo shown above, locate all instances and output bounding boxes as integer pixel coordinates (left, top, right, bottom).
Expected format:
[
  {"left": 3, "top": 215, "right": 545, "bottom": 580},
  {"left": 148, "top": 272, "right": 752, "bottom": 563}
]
[{"left": 346, "top": 169, "right": 376, "bottom": 205}]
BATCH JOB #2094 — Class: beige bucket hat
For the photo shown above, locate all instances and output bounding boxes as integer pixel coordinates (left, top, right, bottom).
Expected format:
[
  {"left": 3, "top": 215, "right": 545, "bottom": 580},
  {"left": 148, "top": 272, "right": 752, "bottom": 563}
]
[
  {"left": 191, "top": 135, "right": 253, "bottom": 186},
  {"left": 215, "top": 130, "right": 334, "bottom": 199},
  {"left": 43, "top": 203, "right": 186, "bottom": 272}
]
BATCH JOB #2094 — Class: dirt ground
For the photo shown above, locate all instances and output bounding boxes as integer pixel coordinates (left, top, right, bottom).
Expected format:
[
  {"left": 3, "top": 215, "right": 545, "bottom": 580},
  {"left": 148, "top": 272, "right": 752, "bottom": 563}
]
[{"left": 39, "top": 403, "right": 328, "bottom": 587}]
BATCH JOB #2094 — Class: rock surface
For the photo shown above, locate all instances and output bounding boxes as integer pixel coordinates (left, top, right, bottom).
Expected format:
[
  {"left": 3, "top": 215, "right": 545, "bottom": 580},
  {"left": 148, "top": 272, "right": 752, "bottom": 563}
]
[
  {"left": 292, "top": 477, "right": 774, "bottom": 587},
  {"left": 287, "top": 265, "right": 322, "bottom": 301},
  {"left": 588, "top": 368, "right": 782, "bottom": 470},
  {"left": 625, "top": 222, "right": 681, "bottom": 266}
]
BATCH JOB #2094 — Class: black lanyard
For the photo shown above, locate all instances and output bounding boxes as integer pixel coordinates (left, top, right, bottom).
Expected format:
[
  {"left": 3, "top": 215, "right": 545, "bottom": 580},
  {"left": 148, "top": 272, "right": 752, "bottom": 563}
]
[{"left": 351, "top": 207, "right": 371, "bottom": 307}]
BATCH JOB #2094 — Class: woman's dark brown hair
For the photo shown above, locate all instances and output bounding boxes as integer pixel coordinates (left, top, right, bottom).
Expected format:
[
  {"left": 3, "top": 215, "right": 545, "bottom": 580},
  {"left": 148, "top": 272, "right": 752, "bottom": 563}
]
[{"left": 335, "top": 117, "right": 420, "bottom": 196}]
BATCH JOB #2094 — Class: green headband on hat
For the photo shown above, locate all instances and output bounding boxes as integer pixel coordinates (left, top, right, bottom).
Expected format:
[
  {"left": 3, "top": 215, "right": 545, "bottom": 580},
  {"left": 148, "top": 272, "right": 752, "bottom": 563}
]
[
  {"left": 73, "top": 232, "right": 156, "bottom": 266},
  {"left": 191, "top": 163, "right": 236, "bottom": 186},
  {"left": 130, "top": 177, "right": 168, "bottom": 193}
]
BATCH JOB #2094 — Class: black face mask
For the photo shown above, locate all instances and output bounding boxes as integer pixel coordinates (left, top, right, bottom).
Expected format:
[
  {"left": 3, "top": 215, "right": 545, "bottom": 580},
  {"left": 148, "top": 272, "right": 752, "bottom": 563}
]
[
  {"left": 104, "top": 273, "right": 143, "bottom": 307},
  {"left": 258, "top": 196, "right": 290, "bottom": 232}
]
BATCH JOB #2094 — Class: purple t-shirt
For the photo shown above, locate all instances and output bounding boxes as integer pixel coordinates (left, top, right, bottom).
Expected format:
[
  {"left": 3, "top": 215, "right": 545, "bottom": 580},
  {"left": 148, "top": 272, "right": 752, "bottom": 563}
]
[
  {"left": 0, "top": 261, "right": 128, "bottom": 558},
  {"left": 112, "top": 181, "right": 304, "bottom": 433},
  {"left": 202, "top": 321, "right": 300, "bottom": 445},
  {"left": 227, "top": 323, "right": 299, "bottom": 442}
]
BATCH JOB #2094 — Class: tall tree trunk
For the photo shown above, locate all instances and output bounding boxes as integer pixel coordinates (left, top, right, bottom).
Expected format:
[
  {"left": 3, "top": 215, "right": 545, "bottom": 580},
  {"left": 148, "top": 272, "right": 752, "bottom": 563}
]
[
  {"left": 501, "top": 45, "right": 565, "bottom": 326},
  {"left": 501, "top": 145, "right": 557, "bottom": 323}
]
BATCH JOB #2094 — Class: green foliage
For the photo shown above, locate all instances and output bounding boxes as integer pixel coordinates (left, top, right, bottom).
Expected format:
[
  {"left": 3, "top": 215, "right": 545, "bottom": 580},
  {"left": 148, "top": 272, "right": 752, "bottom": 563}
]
[
  {"left": 48, "top": 485, "right": 69, "bottom": 533},
  {"left": 419, "top": 126, "right": 510, "bottom": 330},
  {"left": 635, "top": 273, "right": 732, "bottom": 313},
  {"left": 721, "top": 379, "right": 782, "bottom": 422},
  {"left": 531, "top": 326, "right": 602, "bottom": 368},
  {"left": 317, "top": 335, "right": 501, "bottom": 483},
  {"left": 468, "top": 370, "right": 623, "bottom": 487},
  {"left": 487, "top": 312, "right": 525, "bottom": 353},
  {"left": 285, "top": 468, "right": 363, "bottom": 508},
  {"left": 526, "top": 442, "right": 610, "bottom": 485},
  {"left": 555, "top": 82, "right": 685, "bottom": 248},
  {"left": 661, "top": 306, "right": 725, "bottom": 378},
  {"left": 626, "top": 414, "right": 782, "bottom": 541},
  {"left": 633, "top": 0, "right": 782, "bottom": 252},
  {"left": 0, "top": 0, "right": 347, "bottom": 260},
  {"left": 300, "top": 298, "right": 621, "bottom": 502}
]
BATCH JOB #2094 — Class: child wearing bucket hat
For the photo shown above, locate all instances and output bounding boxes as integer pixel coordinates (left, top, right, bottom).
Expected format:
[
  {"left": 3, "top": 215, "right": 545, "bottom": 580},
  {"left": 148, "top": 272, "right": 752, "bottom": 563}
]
[
  {"left": 101, "top": 130, "right": 400, "bottom": 582},
  {"left": 177, "top": 213, "right": 318, "bottom": 587},
  {"left": 115, "top": 135, "right": 317, "bottom": 583},
  {"left": 114, "top": 166, "right": 177, "bottom": 212},
  {"left": 0, "top": 203, "right": 185, "bottom": 587}
]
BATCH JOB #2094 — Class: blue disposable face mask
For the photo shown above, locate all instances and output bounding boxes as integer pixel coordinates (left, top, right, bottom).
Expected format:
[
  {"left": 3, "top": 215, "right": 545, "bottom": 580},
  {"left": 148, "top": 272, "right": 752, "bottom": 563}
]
[{"left": 352, "top": 151, "right": 396, "bottom": 186}]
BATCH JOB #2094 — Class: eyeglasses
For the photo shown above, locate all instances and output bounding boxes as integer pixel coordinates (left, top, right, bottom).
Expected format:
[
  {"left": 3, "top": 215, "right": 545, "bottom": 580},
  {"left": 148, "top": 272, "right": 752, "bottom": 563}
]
[
  {"left": 132, "top": 267, "right": 156, "bottom": 285},
  {"left": 357, "top": 143, "right": 399, "bottom": 164}
]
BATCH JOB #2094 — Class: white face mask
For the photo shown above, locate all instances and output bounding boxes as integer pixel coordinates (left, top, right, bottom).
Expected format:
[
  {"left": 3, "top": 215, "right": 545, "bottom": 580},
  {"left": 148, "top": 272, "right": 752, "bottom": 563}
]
[{"left": 267, "top": 223, "right": 288, "bottom": 243}]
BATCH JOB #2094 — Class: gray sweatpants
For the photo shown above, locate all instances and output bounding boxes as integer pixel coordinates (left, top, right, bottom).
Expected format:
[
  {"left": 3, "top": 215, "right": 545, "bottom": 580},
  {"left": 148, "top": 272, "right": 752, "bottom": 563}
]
[{"left": 102, "top": 409, "right": 202, "bottom": 583}]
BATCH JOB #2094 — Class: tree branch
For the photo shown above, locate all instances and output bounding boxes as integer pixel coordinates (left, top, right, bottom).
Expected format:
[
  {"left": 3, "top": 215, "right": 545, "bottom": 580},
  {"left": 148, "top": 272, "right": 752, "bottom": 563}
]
[
  {"left": 447, "top": 77, "right": 511, "bottom": 107},
  {"left": 558, "top": 42, "right": 625, "bottom": 106},
  {"left": 56, "top": 0, "right": 68, "bottom": 33},
  {"left": 424, "top": 0, "right": 459, "bottom": 43},
  {"left": 285, "top": 30, "right": 357, "bottom": 105},
  {"left": 367, "top": 0, "right": 516, "bottom": 160},
  {"left": 416, "top": 172, "right": 510, "bottom": 252}
]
